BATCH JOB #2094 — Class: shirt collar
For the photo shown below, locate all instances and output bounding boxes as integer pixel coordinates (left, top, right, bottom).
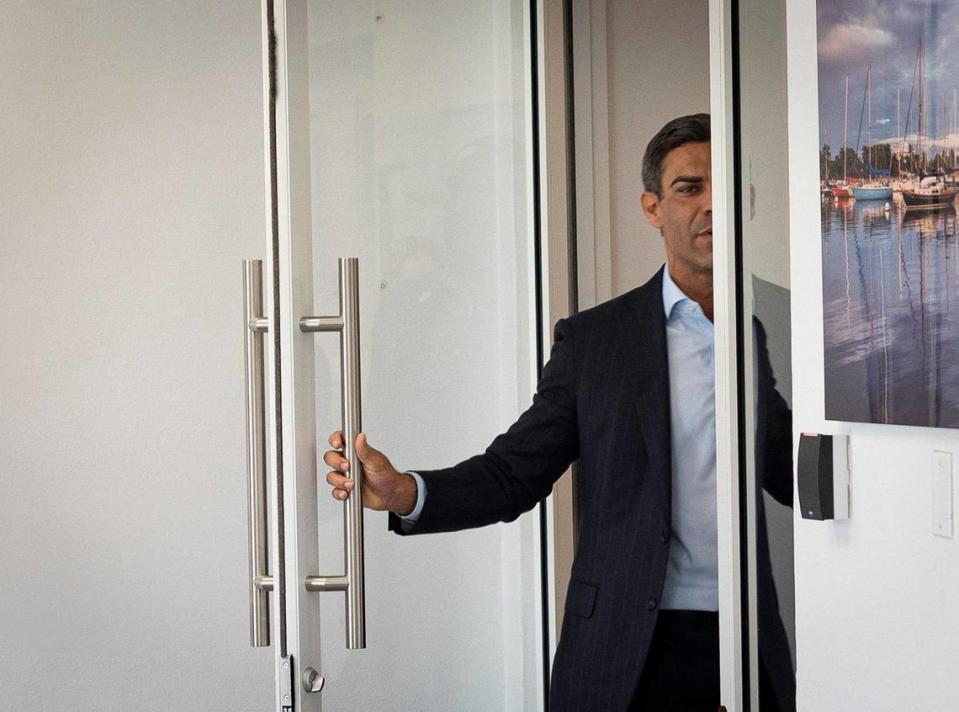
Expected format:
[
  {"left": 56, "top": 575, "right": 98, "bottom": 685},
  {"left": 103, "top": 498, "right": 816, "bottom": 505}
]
[{"left": 661, "top": 262, "right": 689, "bottom": 320}]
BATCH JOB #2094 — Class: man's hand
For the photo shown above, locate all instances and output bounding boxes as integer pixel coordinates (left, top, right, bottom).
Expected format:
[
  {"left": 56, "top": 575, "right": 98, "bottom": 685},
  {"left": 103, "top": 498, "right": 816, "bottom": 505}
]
[{"left": 323, "top": 432, "right": 418, "bottom": 516}]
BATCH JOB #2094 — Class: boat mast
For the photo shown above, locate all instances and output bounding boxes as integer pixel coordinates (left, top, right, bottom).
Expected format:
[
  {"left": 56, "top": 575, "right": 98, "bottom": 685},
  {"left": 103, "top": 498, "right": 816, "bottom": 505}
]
[
  {"left": 844, "top": 75, "right": 849, "bottom": 182},
  {"left": 897, "top": 87, "right": 901, "bottom": 175},
  {"left": 867, "top": 64, "right": 872, "bottom": 181},
  {"left": 918, "top": 37, "right": 924, "bottom": 174}
]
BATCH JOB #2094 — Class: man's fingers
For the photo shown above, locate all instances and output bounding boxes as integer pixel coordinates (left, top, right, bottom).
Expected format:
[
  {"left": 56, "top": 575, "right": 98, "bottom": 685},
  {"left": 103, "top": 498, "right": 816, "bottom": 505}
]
[
  {"left": 332, "top": 488, "right": 350, "bottom": 501},
  {"left": 325, "top": 432, "right": 388, "bottom": 477},
  {"left": 323, "top": 449, "right": 350, "bottom": 471},
  {"left": 326, "top": 471, "right": 354, "bottom": 490}
]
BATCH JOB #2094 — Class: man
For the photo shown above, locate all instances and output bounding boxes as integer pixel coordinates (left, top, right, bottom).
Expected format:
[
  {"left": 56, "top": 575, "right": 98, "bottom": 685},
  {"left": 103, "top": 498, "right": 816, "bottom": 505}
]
[{"left": 323, "top": 114, "right": 794, "bottom": 711}]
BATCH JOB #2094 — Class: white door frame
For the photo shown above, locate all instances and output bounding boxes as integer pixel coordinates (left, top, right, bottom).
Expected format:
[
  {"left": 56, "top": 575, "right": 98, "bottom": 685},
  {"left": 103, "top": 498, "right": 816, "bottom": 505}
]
[
  {"left": 263, "top": 0, "right": 323, "bottom": 709},
  {"left": 710, "top": 0, "right": 752, "bottom": 708}
]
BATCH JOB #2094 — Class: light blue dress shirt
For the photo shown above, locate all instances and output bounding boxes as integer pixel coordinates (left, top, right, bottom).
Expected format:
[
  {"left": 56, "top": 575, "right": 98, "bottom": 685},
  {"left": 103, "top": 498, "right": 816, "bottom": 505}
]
[
  {"left": 660, "top": 264, "right": 718, "bottom": 611},
  {"left": 403, "top": 266, "right": 720, "bottom": 612}
]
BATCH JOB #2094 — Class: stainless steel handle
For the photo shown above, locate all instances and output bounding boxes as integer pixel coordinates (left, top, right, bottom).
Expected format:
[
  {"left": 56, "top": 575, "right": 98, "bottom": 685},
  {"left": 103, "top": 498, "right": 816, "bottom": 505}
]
[
  {"left": 300, "top": 257, "right": 366, "bottom": 650},
  {"left": 243, "top": 259, "right": 272, "bottom": 648}
]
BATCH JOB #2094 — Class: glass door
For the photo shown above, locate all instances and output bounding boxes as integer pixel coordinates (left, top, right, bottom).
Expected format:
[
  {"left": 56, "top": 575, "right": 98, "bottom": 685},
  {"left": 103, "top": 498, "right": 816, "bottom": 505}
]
[
  {"left": 735, "top": 0, "right": 797, "bottom": 707},
  {"left": 1, "top": 4, "right": 276, "bottom": 711},
  {"left": 713, "top": 0, "right": 797, "bottom": 709},
  {"left": 266, "top": 0, "right": 546, "bottom": 709}
]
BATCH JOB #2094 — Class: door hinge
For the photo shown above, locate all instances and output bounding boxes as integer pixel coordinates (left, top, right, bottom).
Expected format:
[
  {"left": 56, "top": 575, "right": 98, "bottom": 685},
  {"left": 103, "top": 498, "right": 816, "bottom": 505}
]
[{"left": 279, "top": 655, "right": 294, "bottom": 711}]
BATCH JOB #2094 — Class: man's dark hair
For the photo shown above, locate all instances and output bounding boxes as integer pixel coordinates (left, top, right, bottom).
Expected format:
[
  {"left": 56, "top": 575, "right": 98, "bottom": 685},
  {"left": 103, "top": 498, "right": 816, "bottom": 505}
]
[{"left": 641, "top": 113, "right": 711, "bottom": 198}]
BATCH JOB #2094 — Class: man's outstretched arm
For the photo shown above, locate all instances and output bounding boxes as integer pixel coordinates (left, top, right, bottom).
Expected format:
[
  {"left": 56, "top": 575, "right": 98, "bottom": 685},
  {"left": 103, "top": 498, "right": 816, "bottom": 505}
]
[{"left": 322, "top": 318, "right": 580, "bottom": 533}]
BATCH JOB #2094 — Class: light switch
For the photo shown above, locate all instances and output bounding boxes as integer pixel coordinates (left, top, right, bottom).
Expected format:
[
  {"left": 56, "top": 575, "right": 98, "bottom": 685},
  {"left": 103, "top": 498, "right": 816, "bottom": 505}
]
[{"left": 932, "top": 450, "right": 953, "bottom": 539}]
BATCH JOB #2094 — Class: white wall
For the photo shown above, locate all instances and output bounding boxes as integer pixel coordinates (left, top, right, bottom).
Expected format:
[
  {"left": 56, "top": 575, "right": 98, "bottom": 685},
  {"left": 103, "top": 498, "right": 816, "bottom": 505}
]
[
  {"left": 606, "top": 0, "right": 710, "bottom": 297},
  {"left": 788, "top": 2, "right": 959, "bottom": 709}
]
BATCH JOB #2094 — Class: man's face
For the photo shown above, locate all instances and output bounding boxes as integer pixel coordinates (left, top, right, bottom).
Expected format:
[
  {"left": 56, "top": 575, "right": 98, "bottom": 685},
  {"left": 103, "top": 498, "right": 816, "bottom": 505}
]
[{"left": 640, "top": 141, "right": 713, "bottom": 277}]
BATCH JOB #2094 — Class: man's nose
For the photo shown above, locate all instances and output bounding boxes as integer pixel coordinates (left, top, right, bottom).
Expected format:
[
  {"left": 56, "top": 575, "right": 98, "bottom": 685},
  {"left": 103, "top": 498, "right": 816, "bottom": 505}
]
[{"left": 703, "top": 184, "right": 713, "bottom": 214}]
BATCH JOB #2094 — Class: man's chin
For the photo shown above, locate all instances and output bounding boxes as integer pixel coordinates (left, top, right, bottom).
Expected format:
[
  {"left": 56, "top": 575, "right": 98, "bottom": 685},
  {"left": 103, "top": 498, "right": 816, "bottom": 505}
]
[
  {"left": 691, "top": 255, "right": 713, "bottom": 274},
  {"left": 696, "top": 247, "right": 713, "bottom": 273}
]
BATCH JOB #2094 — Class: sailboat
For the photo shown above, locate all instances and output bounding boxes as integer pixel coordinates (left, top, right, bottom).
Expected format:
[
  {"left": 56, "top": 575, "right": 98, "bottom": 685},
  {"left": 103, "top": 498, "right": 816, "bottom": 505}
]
[
  {"left": 853, "top": 184, "right": 893, "bottom": 200},
  {"left": 901, "top": 39, "right": 957, "bottom": 211},
  {"left": 902, "top": 175, "right": 957, "bottom": 210},
  {"left": 852, "top": 65, "right": 893, "bottom": 201}
]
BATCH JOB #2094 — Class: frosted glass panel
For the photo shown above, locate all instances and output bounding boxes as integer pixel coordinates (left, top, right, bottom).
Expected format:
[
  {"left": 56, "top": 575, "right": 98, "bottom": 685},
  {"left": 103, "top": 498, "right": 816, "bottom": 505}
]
[{"left": 306, "top": 1, "right": 540, "bottom": 709}]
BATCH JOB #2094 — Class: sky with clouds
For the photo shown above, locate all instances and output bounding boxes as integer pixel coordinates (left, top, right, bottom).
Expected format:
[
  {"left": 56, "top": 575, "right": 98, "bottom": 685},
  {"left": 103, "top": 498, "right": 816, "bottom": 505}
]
[{"left": 818, "top": 0, "right": 959, "bottom": 154}]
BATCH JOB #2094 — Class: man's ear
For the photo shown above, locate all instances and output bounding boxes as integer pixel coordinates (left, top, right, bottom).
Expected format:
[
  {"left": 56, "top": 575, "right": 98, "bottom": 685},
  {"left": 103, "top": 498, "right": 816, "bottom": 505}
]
[{"left": 641, "top": 191, "right": 663, "bottom": 230}]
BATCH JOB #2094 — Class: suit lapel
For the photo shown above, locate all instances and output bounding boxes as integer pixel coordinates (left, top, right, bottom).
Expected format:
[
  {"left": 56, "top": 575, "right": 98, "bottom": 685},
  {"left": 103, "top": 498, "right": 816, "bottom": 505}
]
[{"left": 615, "top": 268, "right": 672, "bottom": 474}]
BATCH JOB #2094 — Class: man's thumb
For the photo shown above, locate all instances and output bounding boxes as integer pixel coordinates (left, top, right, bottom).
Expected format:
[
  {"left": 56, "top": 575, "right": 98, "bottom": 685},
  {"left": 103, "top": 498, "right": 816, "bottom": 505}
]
[{"left": 355, "top": 432, "right": 377, "bottom": 466}]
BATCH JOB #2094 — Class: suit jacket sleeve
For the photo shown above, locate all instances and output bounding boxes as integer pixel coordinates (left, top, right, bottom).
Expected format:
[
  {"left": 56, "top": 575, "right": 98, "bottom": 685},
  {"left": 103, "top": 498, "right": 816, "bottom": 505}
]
[
  {"left": 390, "top": 318, "right": 580, "bottom": 535},
  {"left": 756, "top": 320, "right": 793, "bottom": 508}
]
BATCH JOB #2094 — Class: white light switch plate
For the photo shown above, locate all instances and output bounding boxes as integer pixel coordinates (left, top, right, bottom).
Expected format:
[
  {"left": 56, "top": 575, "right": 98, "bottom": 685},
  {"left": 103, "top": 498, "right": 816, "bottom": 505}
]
[{"left": 932, "top": 450, "right": 954, "bottom": 539}]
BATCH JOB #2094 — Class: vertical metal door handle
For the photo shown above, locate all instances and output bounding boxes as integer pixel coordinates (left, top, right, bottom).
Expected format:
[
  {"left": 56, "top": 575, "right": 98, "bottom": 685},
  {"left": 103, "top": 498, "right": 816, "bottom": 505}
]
[
  {"left": 243, "top": 259, "right": 272, "bottom": 647},
  {"left": 300, "top": 257, "right": 367, "bottom": 650}
]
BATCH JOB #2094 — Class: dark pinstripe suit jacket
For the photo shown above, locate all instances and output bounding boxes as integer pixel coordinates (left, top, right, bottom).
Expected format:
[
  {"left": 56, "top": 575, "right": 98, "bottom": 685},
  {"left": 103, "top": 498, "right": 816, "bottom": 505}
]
[{"left": 393, "top": 267, "right": 794, "bottom": 710}]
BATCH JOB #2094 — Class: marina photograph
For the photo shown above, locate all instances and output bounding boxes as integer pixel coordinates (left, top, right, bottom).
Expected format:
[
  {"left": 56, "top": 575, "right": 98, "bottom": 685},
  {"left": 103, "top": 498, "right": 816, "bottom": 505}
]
[{"left": 818, "top": 0, "right": 959, "bottom": 427}]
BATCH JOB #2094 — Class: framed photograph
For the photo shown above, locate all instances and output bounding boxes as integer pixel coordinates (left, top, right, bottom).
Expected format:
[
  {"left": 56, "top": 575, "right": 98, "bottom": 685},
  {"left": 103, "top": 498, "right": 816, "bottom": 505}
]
[{"left": 818, "top": 0, "right": 959, "bottom": 427}]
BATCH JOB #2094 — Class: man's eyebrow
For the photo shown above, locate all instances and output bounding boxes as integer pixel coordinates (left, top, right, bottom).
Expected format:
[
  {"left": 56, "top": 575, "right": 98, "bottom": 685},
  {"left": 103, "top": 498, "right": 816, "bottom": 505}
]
[{"left": 669, "top": 175, "right": 705, "bottom": 187}]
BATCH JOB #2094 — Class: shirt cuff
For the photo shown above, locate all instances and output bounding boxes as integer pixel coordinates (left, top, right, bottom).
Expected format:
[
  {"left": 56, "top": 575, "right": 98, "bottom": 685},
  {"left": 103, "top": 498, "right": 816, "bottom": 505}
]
[{"left": 398, "top": 471, "right": 427, "bottom": 526}]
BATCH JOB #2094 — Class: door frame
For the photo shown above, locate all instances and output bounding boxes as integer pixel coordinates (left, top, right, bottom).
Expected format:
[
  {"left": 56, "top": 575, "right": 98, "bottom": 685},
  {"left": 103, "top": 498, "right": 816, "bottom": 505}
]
[
  {"left": 710, "top": 0, "right": 753, "bottom": 708},
  {"left": 263, "top": 0, "right": 323, "bottom": 709},
  {"left": 536, "top": 0, "right": 578, "bottom": 660}
]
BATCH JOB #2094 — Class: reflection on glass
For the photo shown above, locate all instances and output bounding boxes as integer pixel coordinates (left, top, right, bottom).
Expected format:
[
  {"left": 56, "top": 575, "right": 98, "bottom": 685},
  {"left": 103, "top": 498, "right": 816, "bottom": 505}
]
[
  {"left": 823, "top": 199, "right": 959, "bottom": 426},
  {"left": 751, "top": 276, "right": 796, "bottom": 712}
]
